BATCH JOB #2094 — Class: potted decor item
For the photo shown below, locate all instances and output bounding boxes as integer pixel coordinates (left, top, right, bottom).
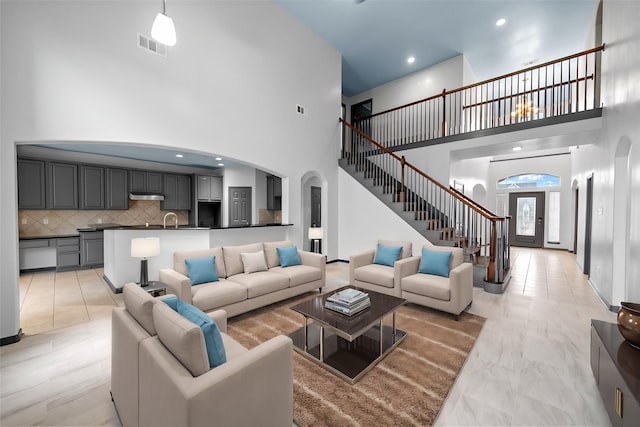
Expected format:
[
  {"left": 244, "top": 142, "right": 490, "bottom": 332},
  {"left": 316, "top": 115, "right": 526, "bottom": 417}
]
[{"left": 617, "top": 302, "right": 640, "bottom": 349}]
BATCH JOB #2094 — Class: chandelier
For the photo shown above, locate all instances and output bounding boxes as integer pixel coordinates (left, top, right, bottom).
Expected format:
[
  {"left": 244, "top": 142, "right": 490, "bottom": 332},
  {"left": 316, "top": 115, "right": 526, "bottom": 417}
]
[{"left": 511, "top": 98, "right": 539, "bottom": 119}]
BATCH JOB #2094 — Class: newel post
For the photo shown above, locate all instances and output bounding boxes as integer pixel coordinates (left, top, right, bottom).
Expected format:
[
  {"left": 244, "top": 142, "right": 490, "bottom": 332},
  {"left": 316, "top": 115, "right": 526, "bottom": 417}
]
[{"left": 487, "top": 220, "right": 497, "bottom": 283}]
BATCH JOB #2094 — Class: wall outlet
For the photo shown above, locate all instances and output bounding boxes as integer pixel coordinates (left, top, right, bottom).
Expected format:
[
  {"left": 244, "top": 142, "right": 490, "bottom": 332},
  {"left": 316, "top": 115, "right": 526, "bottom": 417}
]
[
  {"left": 43, "top": 218, "right": 48, "bottom": 225},
  {"left": 97, "top": 218, "right": 103, "bottom": 224},
  {"left": 21, "top": 218, "right": 27, "bottom": 225},
  {"left": 296, "top": 104, "right": 306, "bottom": 115}
]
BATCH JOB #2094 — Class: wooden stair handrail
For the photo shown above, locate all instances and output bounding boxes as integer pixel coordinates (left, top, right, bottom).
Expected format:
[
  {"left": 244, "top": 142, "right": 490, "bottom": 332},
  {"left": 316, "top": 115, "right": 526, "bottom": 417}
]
[
  {"left": 355, "top": 45, "right": 605, "bottom": 121},
  {"left": 342, "top": 118, "right": 504, "bottom": 221},
  {"left": 449, "top": 186, "right": 497, "bottom": 218}
]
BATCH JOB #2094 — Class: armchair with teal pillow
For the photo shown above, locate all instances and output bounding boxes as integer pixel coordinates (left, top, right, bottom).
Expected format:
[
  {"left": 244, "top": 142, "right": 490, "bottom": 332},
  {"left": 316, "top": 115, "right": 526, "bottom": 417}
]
[
  {"left": 398, "top": 244, "right": 473, "bottom": 319},
  {"left": 349, "top": 239, "right": 413, "bottom": 297}
]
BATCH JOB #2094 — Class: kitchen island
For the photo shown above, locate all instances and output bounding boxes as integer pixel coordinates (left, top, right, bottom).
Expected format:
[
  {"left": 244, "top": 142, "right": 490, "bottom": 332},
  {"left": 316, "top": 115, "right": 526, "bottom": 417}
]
[{"left": 103, "top": 224, "right": 293, "bottom": 292}]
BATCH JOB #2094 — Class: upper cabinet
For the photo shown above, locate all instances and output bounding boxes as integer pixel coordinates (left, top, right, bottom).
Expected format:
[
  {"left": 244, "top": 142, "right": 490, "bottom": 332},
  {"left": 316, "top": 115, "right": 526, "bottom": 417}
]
[
  {"left": 47, "top": 162, "right": 78, "bottom": 210},
  {"left": 17, "top": 159, "right": 46, "bottom": 209},
  {"left": 266, "top": 175, "right": 282, "bottom": 210},
  {"left": 162, "top": 174, "right": 191, "bottom": 210},
  {"left": 79, "top": 165, "right": 105, "bottom": 210},
  {"left": 106, "top": 168, "right": 129, "bottom": 210},
  {"left": 130, "top": 170, "right": 163, "bottom": 193},
  {"left": 197, "top": 175, "right": 223, "bottom": 201}
]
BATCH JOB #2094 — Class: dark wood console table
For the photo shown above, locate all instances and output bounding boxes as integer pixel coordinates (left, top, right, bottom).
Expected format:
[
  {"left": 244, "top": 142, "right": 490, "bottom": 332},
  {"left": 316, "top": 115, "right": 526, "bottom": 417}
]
[{"left": 590, "top": 320, "right": 640, "bottom": 426}]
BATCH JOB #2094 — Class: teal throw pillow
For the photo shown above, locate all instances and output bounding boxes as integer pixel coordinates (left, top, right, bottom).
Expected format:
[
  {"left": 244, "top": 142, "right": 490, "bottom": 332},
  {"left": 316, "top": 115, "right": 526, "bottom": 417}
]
[
  {"left": 163, "top": 298, "right": 227, "bottom": 368},
  {"left": 419, "top": 248, "right": 452, "bottom": 278},
  {"left": 185, "top": 256, "right": 219, "bottom": 285},
  {"left": 373, "top": 244, "right": 403, "bottom": 267},
  {"left": 277, "top": 246, "right": 302, "bottom": 267},
  {"left": 163, "top": 296, "right": 179, "bottom": 311}
]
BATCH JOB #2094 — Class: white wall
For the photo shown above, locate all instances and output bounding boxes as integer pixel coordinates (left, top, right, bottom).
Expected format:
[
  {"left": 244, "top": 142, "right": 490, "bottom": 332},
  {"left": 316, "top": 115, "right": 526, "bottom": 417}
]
[
  {"left": 0, "top": 1, "right": 341, "bottom": 340},
  {"left": 570, "top": 0, "right": 640, "bottom": 307},
  {"left": 338, "top": 168, "right": 429, "bottom": 260},
  {"left": 344, "top": 55, "right": 465, "bottom": 120}
]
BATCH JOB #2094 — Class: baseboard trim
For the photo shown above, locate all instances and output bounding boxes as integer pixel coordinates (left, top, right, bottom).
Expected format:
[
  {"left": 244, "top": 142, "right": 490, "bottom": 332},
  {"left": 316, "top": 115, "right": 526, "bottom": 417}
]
[
  {"left": 103, "top": 275, "right": 122, "bottom": 294},
  {"left": 19, "top": 266, "right": 56, "bottom": 274},
  {"left": 0, "top": 329, "right": 23, "bottom": 346}
]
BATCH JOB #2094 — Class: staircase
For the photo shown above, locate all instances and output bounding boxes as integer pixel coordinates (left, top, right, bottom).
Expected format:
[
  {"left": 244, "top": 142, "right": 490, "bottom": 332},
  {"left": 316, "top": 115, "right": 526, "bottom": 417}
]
[{"left": 340, "top": 119, "right": 510, "bottom": 290}]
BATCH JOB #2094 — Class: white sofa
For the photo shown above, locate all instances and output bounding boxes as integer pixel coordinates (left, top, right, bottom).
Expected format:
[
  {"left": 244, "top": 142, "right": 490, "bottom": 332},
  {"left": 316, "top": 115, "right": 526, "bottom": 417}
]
[
  {"left": 112, "top": 283, "right": 293, "bottom": 427},
  {"left": 159, "top": 240, "right": 325, "bottom": 317},
  {"left": 397, "top": 244, "right": 473, "bottom": 319}
]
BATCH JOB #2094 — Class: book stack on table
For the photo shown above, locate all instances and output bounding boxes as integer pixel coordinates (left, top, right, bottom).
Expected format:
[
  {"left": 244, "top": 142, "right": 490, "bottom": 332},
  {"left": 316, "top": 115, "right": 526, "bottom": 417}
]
[{"left": 325, "top": 288, "right": 371, "bottom": 316}]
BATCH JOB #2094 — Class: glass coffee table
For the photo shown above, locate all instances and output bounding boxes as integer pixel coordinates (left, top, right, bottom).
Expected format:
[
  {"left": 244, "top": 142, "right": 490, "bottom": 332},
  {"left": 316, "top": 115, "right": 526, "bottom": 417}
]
[{"left": 289, "top": 286, "right": 407, "bottom": 384}]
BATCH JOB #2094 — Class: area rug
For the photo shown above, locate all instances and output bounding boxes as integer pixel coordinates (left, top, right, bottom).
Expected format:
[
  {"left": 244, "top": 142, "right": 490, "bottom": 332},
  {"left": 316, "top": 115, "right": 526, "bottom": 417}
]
[{"left": 227, "top": 294, "right": 485, "bottom": 426}]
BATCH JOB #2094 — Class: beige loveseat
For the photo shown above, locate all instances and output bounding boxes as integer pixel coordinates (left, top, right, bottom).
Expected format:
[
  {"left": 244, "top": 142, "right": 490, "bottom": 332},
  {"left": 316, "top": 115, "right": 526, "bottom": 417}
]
[
  {"left": 349, "top": 240, "right": 413, "bottom": 297},
  {"left": 112, "top": 283, "right": 293, "bottom": 427},
  {"left": 159, "top": 240, "right": 325, "bottom": 317},
  {"left": 397, "top": 244, "right": 473, "bottom": 319}
]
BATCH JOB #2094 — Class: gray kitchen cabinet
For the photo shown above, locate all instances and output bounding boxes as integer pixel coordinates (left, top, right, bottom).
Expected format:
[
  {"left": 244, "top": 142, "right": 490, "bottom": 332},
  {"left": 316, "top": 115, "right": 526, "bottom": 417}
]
[
  {"left": 197, "top": 175, "right": 222, "bottom": 201},
  {"left": 130, "top": 170, "right": 163, "bottom": 193},
  {"left": 79, "top": 165, "right": 105, "bottom": 210},
  {"left": 56, "top": 237, "right": 80, "bottom": 271},
  {"left": 162, "top": 174, "right": 191, "bottom": 210},
  {"left": 106, "top": 168, "right": 129, "bottom": 210},
  {"left": 17, "top": 159, "right": 46, "bottom": 209},
  {"left": 266, "top": 175, "right": 282, "bottom": 210},
  {"left": 81, "top": 231, "right": 104, "bottom": 268},
  {"left": 47, "top": 162, "right": 78, "bottom": 209}
]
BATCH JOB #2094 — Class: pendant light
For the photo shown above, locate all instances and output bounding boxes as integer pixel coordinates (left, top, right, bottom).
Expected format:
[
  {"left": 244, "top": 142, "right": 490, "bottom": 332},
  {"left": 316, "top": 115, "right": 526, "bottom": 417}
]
[{"left": 151, "top": 0, "right": 176, "bottom": 47}]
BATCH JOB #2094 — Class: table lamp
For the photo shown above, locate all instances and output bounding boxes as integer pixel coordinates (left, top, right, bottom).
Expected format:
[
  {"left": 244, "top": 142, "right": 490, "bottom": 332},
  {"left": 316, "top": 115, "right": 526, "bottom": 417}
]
[
  {"left": 308, "top": 226, "right": 323, "bottom": 254},
  {"left": 131, "top": 237, "right": 160, "bottom": 287}
]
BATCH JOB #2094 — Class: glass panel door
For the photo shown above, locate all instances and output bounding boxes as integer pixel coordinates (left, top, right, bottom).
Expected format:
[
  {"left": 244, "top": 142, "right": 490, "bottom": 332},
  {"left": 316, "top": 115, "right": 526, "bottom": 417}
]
[{"left": 509, "top": 192, "right": 545, "bottom": 247}]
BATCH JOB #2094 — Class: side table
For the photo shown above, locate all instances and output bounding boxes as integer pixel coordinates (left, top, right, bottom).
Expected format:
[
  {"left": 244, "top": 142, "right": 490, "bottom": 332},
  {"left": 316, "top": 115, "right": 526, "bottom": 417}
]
[
  {"left": 590, "top": 319, "right": 640, "bottom": 426},
  {"left": 141, "top": 281, "right": 167, "bottom": 297}
]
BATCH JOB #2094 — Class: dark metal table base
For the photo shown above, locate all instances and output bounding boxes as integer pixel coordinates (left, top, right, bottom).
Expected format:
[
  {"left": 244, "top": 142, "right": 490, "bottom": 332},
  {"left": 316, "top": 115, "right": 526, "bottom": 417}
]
[{"left": 289, "top": 321, "right": 407, "bottom": 384}]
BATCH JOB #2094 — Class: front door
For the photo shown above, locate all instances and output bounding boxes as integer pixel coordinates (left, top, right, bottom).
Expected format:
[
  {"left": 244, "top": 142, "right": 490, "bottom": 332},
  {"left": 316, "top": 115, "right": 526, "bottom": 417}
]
[
  {"left": 229, "top": 187, "right": 251, "bottom": 227},
  {"left": 509, "top": 192, "right": 545, "bottom": 247}
]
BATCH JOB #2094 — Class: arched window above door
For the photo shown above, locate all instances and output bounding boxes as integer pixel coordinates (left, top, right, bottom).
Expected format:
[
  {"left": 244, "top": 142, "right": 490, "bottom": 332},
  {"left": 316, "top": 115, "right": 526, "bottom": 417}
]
[{"left": 497, "top": 173, "right": 560, "bottom": 189}]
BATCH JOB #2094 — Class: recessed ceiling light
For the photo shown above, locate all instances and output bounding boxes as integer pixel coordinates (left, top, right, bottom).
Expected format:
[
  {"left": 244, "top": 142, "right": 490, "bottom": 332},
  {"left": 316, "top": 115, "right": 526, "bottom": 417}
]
[
  {"left": 217, "top": 163, "right": 225, "bottom": 167},
  {"left": 496, "top": 18, "right": 506, "bottom": 27},
  {"left": 175, "top": 154, "right": 183, "bottom": 158},
  {"left": 215, "top": 157, "right": 222, "bottom": 161},
  {"left": 407, "top": 56, "right": 415, "bottom": 64},
  {"left": 512, "top": 146, "right": 523, "bottom": 152}
]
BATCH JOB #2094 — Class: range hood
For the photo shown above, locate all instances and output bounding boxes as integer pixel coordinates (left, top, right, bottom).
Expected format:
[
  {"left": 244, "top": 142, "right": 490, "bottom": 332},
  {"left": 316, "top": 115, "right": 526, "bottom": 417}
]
[{"left": 129, "top": 192, "right": 165, "bottom": 201}]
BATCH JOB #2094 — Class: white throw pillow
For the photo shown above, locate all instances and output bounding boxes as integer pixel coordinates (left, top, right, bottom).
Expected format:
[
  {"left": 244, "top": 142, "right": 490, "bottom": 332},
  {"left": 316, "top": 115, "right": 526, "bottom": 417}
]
[{"left": 241, "top": 250, "right": 268, "bottom": 274}]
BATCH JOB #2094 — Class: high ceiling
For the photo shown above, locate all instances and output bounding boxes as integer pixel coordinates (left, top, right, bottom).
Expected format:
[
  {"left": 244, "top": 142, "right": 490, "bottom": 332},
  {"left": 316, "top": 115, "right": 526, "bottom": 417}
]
[{"left": 277, "top": 0, "right": 598, "bottom": 96}]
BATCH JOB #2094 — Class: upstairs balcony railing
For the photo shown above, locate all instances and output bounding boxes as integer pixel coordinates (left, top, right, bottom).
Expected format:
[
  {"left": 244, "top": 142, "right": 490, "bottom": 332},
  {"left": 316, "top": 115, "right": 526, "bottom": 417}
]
[{"left": 352, "top": 45, "right": 604, "bottom": 149}]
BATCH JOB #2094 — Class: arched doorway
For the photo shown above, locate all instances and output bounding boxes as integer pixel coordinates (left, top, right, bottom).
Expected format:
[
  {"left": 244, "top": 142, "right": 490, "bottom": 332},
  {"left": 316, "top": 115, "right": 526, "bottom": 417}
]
[{"left": 301, "top": 171, "right": 325, "bottom": 253}]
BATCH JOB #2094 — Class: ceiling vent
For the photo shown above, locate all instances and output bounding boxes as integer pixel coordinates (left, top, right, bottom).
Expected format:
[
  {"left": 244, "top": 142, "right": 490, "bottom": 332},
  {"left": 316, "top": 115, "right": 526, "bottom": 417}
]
[{"left": 138, "top": 33, "right": 167, "bottom": 58}]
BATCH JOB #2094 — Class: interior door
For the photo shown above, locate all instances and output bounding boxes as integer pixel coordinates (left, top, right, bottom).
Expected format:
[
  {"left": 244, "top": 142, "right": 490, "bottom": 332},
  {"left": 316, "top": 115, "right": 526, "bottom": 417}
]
[
  {"left": 509, "top": 192, "right": 545, "bottom": 247},
  {"left": 584, "top": 175, "right": 593, "bottom": 276},
  {"left": 229, "top": 187, "right": 251, "bottom": 227}
]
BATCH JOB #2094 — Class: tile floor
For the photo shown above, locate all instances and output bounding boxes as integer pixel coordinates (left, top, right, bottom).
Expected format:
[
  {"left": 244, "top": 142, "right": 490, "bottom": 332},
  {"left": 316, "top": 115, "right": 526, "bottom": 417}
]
[{"left": 0, "top": 248, "right": 616, "bottom": 426}]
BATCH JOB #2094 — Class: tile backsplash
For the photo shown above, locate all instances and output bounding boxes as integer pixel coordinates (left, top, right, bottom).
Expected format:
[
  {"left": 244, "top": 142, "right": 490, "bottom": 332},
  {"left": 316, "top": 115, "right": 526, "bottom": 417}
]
[
  {"left": 18, "top": 200, "right": 189, "bottom": 237},
  {"left": 258, "top": 209, "right": 282, "bottom": 224}
]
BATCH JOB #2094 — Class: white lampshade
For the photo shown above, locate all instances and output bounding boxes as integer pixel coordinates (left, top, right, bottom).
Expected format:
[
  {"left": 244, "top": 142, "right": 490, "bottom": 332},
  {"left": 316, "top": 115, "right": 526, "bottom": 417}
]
[
  {"left": 151, "top": 12, "right": 176, "bottom": 47},
  {"left": 308, "top": 227, "right": 324, "bottom": 240},
  {"left": 131, "top": 237, "right": 161, "bottom": 258}
]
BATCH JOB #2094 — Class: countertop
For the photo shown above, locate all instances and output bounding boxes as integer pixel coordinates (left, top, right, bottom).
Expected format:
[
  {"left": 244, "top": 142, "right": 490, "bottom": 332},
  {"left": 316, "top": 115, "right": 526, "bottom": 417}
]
[
  {"left": 20, "top": 234, "right": 80, "bottom": 240},
  {"left": 20, "top": 223, "right": 293, "bottom": 240},
  {"left": 77, "top": 223, "right": 294, "bottom": 232}
]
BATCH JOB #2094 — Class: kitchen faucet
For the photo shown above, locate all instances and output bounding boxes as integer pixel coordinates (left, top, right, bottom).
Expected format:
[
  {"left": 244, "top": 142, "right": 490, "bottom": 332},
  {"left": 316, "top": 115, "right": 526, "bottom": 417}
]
[{"left": 163, "top": 212, "right": 178, "bottom": 229}]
